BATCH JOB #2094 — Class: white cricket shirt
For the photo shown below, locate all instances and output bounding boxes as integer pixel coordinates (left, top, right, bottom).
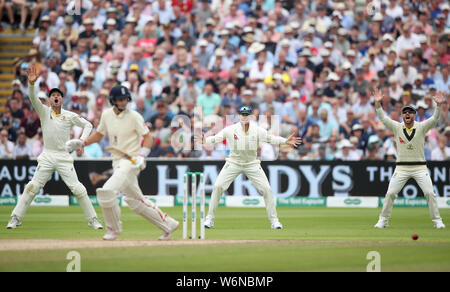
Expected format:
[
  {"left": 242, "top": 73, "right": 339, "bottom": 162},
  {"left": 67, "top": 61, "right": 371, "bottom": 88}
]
[
  {"left": 205, "top": 121, "right": 287, "bottom": 165},
  {"left": 97, "top": 107, "right": 149, "bottom": 162},
  {"left": 29, "top": 86, "right": 92, "bottom": 153}
]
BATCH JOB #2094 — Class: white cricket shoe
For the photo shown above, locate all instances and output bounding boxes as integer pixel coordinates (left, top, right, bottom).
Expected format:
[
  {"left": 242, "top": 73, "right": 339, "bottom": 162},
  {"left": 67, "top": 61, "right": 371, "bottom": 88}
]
[
  {"left": 204, "top": 218, "right": 214, "bottom": 229},
  {"left": 6, "top": 215, "right": 21, "bottom": 229},
  {"left": 158, "top": 220, "right": 180, "bottom": 241},
  {"left": 102, "top": 231, "right": 121, "bottom": 241},
  {"left": 88, "top": 217, "right": 103, "bottom": 230},
  {"left": 374, "top": 218, "right": 389, "bottom": 228},
  {"left": 271, "top": 220, "right": 283, "bottom": 229},
  {"left": 434, "top": 221, "right": 446, "bottom": 229}
]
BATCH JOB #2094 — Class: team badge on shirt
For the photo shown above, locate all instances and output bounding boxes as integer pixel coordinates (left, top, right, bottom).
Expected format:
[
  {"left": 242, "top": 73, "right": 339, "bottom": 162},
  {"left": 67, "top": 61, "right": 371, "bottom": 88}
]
[{"left": 407, "top": 143, "right": 414, "bottom": 150}]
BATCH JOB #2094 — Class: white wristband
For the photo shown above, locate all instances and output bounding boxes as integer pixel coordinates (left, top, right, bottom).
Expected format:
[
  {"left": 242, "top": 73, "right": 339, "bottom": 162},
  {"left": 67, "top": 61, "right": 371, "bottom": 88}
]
[{"left": 139, "top": 147, "right": 151, "bottom": 157}]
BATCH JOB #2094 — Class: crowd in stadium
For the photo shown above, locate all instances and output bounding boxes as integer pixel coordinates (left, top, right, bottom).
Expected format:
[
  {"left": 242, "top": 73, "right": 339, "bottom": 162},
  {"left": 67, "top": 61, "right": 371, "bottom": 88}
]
[{"left": 0, "top": 0, "right": 449, "bottom": 161}]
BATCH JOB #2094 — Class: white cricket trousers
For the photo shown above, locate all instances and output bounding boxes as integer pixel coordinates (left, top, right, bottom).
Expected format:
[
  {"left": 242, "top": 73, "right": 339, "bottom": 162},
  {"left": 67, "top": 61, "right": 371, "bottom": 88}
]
[
  {"left": 12, "top": 150, "right": 97, "bottom": 221},
  {"left": 96, "top": 159, "right": 178, "bottom": 234},
  {"left": 379, "top": 168, "right": 442, "bottom": 223},
  {"left": 206, "top": 161, "right": 279, "bottom": 224}
]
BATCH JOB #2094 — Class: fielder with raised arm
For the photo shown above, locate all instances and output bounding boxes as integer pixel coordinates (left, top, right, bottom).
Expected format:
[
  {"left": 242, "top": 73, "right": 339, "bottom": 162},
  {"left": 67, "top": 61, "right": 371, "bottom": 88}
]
[
  {"left": 200, "top": 106, "right": 302, "bottom": 229},
  {"left": 82, "top": 85, "right": 179, "bottom": 240},
  {"left": 7, "top": 64, "right": 103, "bottom": 230},
  {"left": 373, "top": 89, "right": 446, "bottom": 229}
]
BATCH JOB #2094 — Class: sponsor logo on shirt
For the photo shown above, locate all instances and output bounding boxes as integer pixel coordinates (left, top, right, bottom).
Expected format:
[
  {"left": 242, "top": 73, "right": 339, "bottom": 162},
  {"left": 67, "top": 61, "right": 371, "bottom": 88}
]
[
  {"left": 399, "top": 137, "right": 405, "bottom": 143},
  {"left": 234, "top": 134, "right": 238, "bottom": 140}
]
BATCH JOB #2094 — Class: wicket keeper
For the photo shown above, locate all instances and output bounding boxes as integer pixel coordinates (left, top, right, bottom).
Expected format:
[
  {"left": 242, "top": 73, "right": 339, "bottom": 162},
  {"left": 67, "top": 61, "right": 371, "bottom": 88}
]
[{"left": 7, "top": 64, "right": 102, "bottom": 230}]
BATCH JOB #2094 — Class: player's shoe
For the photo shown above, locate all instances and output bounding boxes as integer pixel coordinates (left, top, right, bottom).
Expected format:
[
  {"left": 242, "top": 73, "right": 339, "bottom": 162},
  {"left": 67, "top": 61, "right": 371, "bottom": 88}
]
[
  {"left": 88, "top": 217, "right": 103, "bottom": 230},
  {"left": 6, "top": 215, "right": 21, "bottom": 229},
  {"left": 158, "top": 220, "right": 180, "bottom": 241},
  {"left": 271, "top": 220, "right": 283, "bottom": 229},
  {"left": 204, "top": 218, "right": 214, "bottom": 229},
  {"left": 102, "top": 230, "right": 121, "bottom": 241},
  {"left": 434, "top": 221, "right": 446, "bottom": 229},
  {"left": 374, "top": 218, "right": 389, "bottom": 228}
]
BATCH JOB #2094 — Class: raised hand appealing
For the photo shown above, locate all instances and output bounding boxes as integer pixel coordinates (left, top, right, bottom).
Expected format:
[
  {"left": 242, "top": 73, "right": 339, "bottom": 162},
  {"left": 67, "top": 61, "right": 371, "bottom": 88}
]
[
  {"left": 286, "top": 133, "right": 303, "bottom": 147},
  {"left": 434, "top": 91, "right": 446, "bottom": 106},
  {"left": 372, "top": 88, "right": 384, "bottom": 103},
  {"left": 27, "top": 63, "right": 39, "bottom": 85}
]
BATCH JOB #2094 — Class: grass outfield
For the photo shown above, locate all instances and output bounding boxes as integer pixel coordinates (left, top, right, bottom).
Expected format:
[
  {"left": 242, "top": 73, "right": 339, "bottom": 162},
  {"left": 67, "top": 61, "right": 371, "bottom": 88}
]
[{"left": 0, "top": 206, "right": 449, "bottom": 272}]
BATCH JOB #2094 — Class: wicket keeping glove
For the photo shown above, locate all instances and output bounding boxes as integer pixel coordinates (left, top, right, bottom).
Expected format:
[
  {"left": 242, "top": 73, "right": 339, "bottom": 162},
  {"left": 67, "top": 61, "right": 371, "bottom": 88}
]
[{"left": 65, "top": 139, "right": 83, "bottom": 153}]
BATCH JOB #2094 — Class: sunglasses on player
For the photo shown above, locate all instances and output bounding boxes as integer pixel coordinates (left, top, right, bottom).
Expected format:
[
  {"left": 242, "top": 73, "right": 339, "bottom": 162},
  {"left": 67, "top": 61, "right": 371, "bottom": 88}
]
[{"left": 402, "top": 110, "right": 416, "bottom": 114}]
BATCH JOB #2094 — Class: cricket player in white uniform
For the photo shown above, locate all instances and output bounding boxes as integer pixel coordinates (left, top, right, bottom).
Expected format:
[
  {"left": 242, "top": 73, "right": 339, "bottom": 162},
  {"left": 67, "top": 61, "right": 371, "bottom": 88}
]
[
  {"left": 7, "top": 64, "right": 103, "bottom": 230},
  {"left": 373, "top": 89, "right": 446, "bottom": 229},
  {"left": 82, "top": 85, "right": 179, "bottom": 240},
  {"left": 200, "top": 106, "right": 302, "bottom": 229}
]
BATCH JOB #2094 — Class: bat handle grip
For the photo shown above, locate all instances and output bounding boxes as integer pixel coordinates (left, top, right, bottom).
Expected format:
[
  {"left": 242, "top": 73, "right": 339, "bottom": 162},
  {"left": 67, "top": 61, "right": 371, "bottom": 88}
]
[{"left": 129, "top": 157, "right": 136, "bottom": 164}]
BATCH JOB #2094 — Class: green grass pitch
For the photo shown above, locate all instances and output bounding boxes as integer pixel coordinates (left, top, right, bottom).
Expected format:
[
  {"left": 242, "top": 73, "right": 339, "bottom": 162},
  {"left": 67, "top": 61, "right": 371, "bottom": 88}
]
[{"left": 0, "top": 206, "right": 449, "bottom": 272}]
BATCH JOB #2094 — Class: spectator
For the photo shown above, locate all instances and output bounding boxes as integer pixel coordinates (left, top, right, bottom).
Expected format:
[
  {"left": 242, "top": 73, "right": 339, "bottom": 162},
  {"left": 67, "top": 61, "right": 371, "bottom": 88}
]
[
  {"left": 434, "top": 64, "right": 450, "bottom": 94},
  {"left": 415, "top": 101, "right": 431, "bottom": 122},
  {"left": 2, "top": 0, "right": 449, "bottom": 163},
  {"left": 0, "top": 128, "right": 14, "bottom": 158},
  {"left": 12, "top": 132, "right": 32, "bottom": 159},
  {"left": 335, "top": 139, "right": 360, "bottom": 161},
  {"left": 281, "top": 90, "right": 305, "bottom": 125},
  {"left": 317, "top": 109, "right": 338, "bottom": 141},
  {"left": 364, "top": 135, "right": 384, "bottom": 160},
  {"left": 351, "top": 68, "right": 370, "bottom": 94},
  {"left": 135, "top": 97, "right": 154, "bottom": 123},
  {"left": 197, "top": 82, "right": 222, "bottom": 116},
  {"left": 316, "top": 143, "right": 334, "bottom": 161},
  {"left": 8, "top": 97, "right": 25, "bottom": 120},
  {"left": 84, "top": 141, "right": 104, "bottom": 158},
  {"left": 394, "top": 58, "right": 418, "bottom": 86},
  {"left": 352, "top": 91, "right": 372, "bottom": 120},
  {"left": 1, "top": 115, "right": 17, "bottom": 143},
  {"left": 149, "top": 101, "right": 172, "bottom": 128},
  {"left": 396, "top": 24, "right": 420, "bottom": 56},
  {"left": 20, "top": 106, "right": 41, "bottom": 138},
  {"left": 431, "top": 135, "right": 450, "bottom": 161},
  {"left": 339, "top": 108, "right": 360, "bottom": 140}
]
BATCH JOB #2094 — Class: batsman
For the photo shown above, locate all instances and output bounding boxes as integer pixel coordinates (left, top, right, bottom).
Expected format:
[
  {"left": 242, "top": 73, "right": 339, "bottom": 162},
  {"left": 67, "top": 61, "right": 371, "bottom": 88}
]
[
  {"left": 82, "top": 85, "right": 179, "bottom": 240},
  {"left": 7, "top": 63, "right": 102, "bottom": 230},
  {"left": 373, "top": 89, "right": 446, "bottom": 229},
  {"left": 199, "top": 106, "right": 302, "bottom": 229}
]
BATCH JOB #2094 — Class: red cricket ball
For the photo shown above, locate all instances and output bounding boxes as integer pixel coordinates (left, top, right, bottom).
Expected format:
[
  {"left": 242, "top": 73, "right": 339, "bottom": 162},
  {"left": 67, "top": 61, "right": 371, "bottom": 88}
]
[{"left": 412, "top": 233, "right": 419, "bottom": 240}]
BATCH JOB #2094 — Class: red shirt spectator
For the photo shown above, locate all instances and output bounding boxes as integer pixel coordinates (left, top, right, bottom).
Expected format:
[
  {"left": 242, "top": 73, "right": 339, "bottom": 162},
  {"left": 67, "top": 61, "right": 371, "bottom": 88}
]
[{"left": 172, "top": 0, "right": 193, "bottom": 14}]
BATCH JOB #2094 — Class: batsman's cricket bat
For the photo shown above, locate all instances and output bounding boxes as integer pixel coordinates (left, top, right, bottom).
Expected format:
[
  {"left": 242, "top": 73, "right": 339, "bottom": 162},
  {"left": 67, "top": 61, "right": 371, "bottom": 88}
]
[{"left": 105, "top": 146, "right": 136, "bottom": 163}]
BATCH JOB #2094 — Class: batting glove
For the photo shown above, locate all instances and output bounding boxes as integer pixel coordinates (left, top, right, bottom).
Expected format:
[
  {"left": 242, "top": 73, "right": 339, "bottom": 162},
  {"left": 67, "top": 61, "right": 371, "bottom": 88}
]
[{"left": 131, "top": 155, "right": 146, "bottom": 171}]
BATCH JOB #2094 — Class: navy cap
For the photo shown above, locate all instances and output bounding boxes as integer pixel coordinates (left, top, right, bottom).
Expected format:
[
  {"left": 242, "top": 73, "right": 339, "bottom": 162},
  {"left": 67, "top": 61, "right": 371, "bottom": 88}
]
[
  {"left": 401, "top": 105, "right": 417, "bottom": 113},
  {"left": 165, "top": 146, "right": 175, "bottom": 153},
  {"left": 238, "top": 105, "right": 252, "bottom": 115},
  {"left": 48, "top": 88, "right": 64, "bottom": 98}
]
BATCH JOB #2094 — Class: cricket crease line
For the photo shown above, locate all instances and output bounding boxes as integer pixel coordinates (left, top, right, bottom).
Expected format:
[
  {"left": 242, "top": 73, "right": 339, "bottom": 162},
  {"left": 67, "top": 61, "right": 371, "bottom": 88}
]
[{"left": 0, "top": 239, "right": 449, "bottom": 251}]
